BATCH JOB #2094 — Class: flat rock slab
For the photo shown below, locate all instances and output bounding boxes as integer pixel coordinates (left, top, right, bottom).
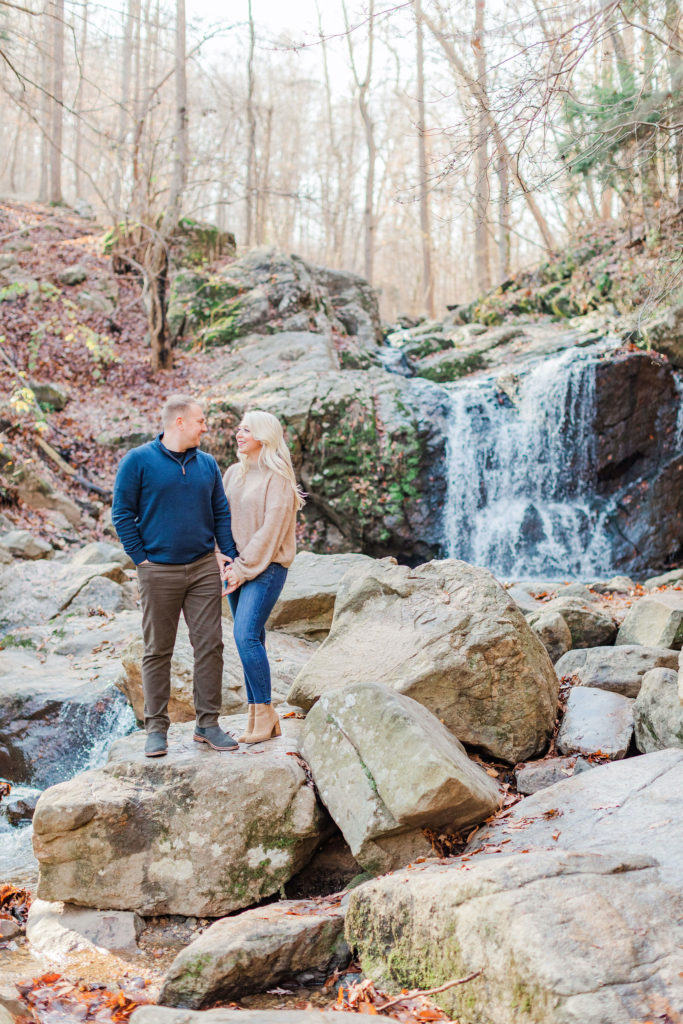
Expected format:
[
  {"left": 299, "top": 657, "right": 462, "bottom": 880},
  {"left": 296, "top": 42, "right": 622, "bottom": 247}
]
[
  {"left": 119, "top": 621, "right": 316, "bottom": 720},
  {"left": 469, "top": 748, "right": 683, "bottom": 887},
  {"left": 556, "top": 686, "right": 634, "bottom": 759},
  {"left": 32, "top": 717, "right": 327, "bottom": 917},
  {"left": 132, "top": 1011, "right": 345, "bottom": 1024},
  {"left": 616, "top": 591, "right": 683, "bottom": 649},
  {"left": 555, "top": 644, "right": 679, "bottom": 697},
  {"left": 515, "top": 756, "right": 577, "bottom": 795},
  {"left": 265, "top": 551, "right": 379, "bottom": 637},
  {"left": 301, "top": 683, "right": 500, "bottom": 874},
  {"left": 26, "top": 898, "right": 143, "bottom": 955},
  {"left": 159, "top": 899, "right": 346, "bottom": 1008},
  {"left": 633, "top": 667, "right": 683, "bottom": 752},
  {"left": 346, "top": 849, "right": 683, "bottom": 1024},
  {"left": 0, "top": 561, "right": 127, "bottom": 630},
  {"left": 289, "top": 559, "right": 558, "bottom": 764}
]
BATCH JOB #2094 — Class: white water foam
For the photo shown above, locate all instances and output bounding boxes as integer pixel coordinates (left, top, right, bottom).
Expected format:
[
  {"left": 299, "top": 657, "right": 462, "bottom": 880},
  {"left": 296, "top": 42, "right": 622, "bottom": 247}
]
[{"left": 443, "top": 346, "right": 615, "bottom": 578}]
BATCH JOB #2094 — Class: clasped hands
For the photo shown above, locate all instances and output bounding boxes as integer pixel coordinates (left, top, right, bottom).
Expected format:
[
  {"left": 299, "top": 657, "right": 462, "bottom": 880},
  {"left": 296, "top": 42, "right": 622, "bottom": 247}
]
[{"left": 215, "top": 552, "right": 241, "bottom": 594}]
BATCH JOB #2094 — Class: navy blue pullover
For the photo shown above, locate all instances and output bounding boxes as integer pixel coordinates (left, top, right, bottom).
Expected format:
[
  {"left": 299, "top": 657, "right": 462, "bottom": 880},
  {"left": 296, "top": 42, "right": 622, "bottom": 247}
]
[{"left": 111, "top": 435, "right": 237, "bottom": 565}]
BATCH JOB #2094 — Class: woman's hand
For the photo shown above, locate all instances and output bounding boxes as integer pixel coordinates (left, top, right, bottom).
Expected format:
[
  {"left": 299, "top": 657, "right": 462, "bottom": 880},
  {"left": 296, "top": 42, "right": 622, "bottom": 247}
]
[{"left": 222, "top": 565, "right": 241, "bottom": 595}]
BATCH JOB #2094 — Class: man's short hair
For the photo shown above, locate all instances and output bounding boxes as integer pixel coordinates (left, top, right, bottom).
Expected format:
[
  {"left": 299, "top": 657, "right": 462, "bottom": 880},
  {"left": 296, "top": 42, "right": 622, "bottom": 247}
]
[{"left": 161, "top": 394, "right": 200, "bottom": 426}]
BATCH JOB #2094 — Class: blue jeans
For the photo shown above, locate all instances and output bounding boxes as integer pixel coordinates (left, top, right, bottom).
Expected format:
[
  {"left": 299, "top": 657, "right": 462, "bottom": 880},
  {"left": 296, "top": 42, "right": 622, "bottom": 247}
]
[{"left": 227, "top": 562, "right": 288, "bottom": 705}]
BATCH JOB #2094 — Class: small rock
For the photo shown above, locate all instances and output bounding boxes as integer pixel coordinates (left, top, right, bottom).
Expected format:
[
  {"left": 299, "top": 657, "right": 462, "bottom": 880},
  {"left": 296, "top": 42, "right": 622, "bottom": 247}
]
[
  {"left": 515, "top": 756, "right": 577, "bottom": 795},
  {"left": 616, "top": 592, "right": 683, "bottom": 649},
  {"left": 526, "top": 609, "right": 572, "bottom": 663},
  {"left": 633, "top": 667, "right": 683, "bottom": 752},
  {"left": 561, "top": 582, "right": 596, "bottom": 601},
  {"left": 0, "top": 918, "right": 20, "bottom": 939},
  {"left": 644, "top": 568, "right": 683, "bottom": 590},
  {"left": 0, "top": 530, "right": 51, "bottom": 560},
  {"left": 73, "top": 198, "right": 95, "bottom": 219},
  {"left": 543, "top": 596, "right": 617, "bottom": 648},
  {"left": 26, "top": 898, "right": 143, "bottom": 955},
  {"left": 70, "top": 540, "right": 134, "bottom": 569},
  {"left": 159, "top": 899, "right": 347, "bottom": 1008},
  {"left": 590, "top": 575, "right": 635, "bottom": 594},
  {"left": 31, "top": 382, "right": 70, "bottom": 410},
  {"left": 0, "top": 254, "right": 18, "bottom": 271},
  {"left": 555, "top": 644, "right": 679, "bottom": 697},
  {"left": 557, "top": 686, "right": 634, "bottom": 759},
  {"left": 57, "top": 264, "right": 87, "bottom": 286}
]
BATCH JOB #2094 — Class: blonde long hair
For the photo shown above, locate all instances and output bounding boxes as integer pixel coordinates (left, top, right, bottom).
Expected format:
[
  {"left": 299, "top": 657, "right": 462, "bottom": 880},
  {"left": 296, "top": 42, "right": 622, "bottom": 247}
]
[{"left": 238, "top": 410, "right": 305, "bottom": 510}]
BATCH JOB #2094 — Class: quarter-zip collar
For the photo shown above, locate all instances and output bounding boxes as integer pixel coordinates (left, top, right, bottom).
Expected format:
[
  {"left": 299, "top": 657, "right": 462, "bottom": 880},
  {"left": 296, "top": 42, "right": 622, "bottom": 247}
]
[{"left": 154, "top": 433, "right": 198, "bottom": 476}]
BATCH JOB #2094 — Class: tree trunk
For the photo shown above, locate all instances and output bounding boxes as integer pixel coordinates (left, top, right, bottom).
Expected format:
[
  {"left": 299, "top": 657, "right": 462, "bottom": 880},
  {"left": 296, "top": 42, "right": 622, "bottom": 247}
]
[
  {"left": 666, "top": 0, "right": 683, "bottom": 205},
  {"left": 496, "top": 152, "right": 510, "bottom": 281},
  {"left": 49, "top": 0, "right": 64, "bottom": 204},
  {"left": 73, "top": 0, "right": 89, "bottom": 197},
  {"left": 245, "top": 0, "right": 257, "bottom": 247},
  {"left": 146, "top": 235, "right": 171, "bottom": 371},
  {"left": 168, "top": 0, "right": 188, "bottom": 218},
  {"left": 424, "top": 6, "right": 555, "bottom": 253},
  {"left": 473, "top": 0, "right": 491, "bottom": 293},
  {"left": 415, "top": 0, "right": 434, "bottom": 316}
]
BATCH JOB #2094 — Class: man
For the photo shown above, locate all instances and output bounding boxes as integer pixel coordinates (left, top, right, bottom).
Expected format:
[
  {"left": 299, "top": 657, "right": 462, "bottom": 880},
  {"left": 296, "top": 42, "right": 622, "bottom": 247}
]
[{"left": 112, "top": 393, "right": 238, "bottom": 757}]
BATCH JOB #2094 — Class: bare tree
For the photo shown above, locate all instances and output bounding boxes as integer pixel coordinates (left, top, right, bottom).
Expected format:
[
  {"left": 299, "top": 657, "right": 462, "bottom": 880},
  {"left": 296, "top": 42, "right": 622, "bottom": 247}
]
[{"left": 415, "top": 0, "right": 435, "bottom": 315}]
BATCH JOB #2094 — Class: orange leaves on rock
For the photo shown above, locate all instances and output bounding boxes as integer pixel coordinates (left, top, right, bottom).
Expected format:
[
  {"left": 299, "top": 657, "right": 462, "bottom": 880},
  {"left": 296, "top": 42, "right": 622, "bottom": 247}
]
[
  {"left": 0, "top": 883, "right": 32, "bottom": 923},
  {"left": 17, "top": 973, "right": 152, "bottom": 1023},
  {"left": 331, "top": 977, "right": 454, "bottom": 1024}
]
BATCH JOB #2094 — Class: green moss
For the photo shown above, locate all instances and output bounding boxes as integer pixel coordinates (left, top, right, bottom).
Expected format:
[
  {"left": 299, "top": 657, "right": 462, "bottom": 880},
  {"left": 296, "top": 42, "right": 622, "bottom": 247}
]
[{"left": 0, "top": 633, "right": 36, "bottom": 650}]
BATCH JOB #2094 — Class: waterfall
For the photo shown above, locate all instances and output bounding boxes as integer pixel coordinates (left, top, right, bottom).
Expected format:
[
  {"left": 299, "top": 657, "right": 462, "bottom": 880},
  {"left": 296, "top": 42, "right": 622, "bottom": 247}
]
[{"left": 443, "top": 345, "right": 614, "bottom": 578}]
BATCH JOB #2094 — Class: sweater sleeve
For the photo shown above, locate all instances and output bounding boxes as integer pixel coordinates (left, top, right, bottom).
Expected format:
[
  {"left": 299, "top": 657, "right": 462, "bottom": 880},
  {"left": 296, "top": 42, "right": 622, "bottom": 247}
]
[
  {"left": 111, "top": 451, "right": 147, "bottom": 565},
  {"left": 211, "top": 461, "right": 238, "bottom": 559},
  {"left": 230, "top": 475, "right": 294, "bottom": 582}
]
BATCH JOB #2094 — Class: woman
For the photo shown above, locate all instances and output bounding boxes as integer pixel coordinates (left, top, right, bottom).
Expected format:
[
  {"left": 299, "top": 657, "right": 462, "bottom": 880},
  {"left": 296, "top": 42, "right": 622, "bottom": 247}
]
[{"left": 221, "top": 410, "right": 305, "bottom": 744}]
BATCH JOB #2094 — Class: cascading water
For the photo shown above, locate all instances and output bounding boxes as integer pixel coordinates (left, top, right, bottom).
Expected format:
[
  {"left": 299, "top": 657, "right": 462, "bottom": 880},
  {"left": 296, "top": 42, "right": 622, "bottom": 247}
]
[
  {"left": 0, "top": 693, "right": 135, "bottom": 885},
  {"left": 443, "top": 345, "right": 615, "bottom": 578}
]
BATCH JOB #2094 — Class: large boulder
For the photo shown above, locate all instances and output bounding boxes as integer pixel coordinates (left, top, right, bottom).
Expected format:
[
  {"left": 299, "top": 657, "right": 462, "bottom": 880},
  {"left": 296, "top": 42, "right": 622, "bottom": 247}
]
[
  {"left": 32, "top": 717, "right": 328, "bottom": 916},
  {"left": 300, "top": 683, "right": 500, "bottom": 874},
  {"left": 556, "top": 686, "right": 634, "bottom": 759},
  {"left": 289, "top": 559, "right": 558, "bottom": 763},
  {"left": 554, "top": 644, "right": 679, "bottom": 697},
  {"left": 616, "top": 592, "right": 683, "bottom": 649},
  {"left": 264, "top": 551, "right": 379, "bottom": 637},
  {"left": 118, "top": 620, "right": 316, "bottom": 721},
  {"left": 633, "top": 667, "right": 683, "bottom": 752},
  {"left": 167, "top": 247, "right": 381, "bottom": 351},
  {"left": 159, "top": 898, "right": 346, "bottom": 1008},
  {"left": 346, "top": 848, "right": 683, "bottom": 1024}
]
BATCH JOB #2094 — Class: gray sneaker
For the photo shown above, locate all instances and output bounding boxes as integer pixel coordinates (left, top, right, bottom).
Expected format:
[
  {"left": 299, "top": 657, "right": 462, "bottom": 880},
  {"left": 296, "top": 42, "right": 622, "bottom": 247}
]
[
  {"left": 145, "top": 732, "right": 168, "bottom": 757},
  {"left": 193, "top": 724, "right": 238, "bottom": 751}
]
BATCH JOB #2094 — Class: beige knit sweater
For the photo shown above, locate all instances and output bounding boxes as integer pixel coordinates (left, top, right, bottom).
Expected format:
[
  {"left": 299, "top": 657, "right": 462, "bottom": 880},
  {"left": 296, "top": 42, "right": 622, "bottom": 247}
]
[{"left": 223, "top": 463, "right": 297, "bottom": 582}]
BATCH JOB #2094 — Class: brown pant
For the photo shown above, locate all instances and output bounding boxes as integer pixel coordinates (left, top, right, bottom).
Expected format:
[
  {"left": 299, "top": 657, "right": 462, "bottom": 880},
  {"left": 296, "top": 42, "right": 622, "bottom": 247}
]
[{"left": 136, "top": 552, "right": 223, "bottom": 734}]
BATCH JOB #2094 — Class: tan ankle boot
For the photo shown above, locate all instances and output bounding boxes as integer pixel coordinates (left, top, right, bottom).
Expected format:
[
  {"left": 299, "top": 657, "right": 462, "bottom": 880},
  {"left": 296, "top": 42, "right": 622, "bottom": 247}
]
[
  {"left": 246, "top": 704, "right": 281, "bottom": 744},
  {"left": 238, "top": 704, "right": 256, "bottom": 743}
]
